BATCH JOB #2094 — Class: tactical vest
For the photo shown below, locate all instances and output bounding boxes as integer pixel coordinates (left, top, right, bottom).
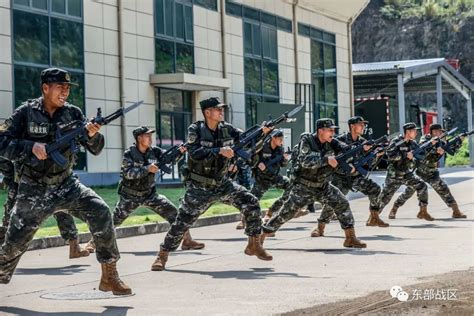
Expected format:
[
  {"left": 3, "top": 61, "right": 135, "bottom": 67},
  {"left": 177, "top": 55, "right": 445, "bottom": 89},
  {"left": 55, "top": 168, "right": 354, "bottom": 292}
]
[
  {"left": 254, "top": 139, "right": 283, "bottom": 180},
  {"left": 335, "top": 132, "right": 365, "bottom": 176},
  {"left": 293, "top": 133, "right": 335, "bottom": 185},
  {"left": 118, "top": 146, "right": 158, "bottom": 197},
  {"left": 416, "top": 135, "right": 441, "bottom": 170},
  {"left": 187, "top": 121, "right": 235, "bottom": 182},
  {"left": 21, "top": 98, "right": 75, "bottom": 185},
  {"left": 388, "top": 136, "right": 417, "bottom": 175}
]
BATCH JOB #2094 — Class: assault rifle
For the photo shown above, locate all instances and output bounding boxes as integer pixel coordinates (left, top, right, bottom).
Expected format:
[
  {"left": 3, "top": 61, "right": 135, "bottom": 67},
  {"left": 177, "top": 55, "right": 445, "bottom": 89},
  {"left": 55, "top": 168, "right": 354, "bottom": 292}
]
[
  {"left": 38, "top": 101, "right": 144, "bottom": 167},
  {"left": 440, "top": 130, "right": 474, "bottom": 155},
  {"left": 412, "top": 127, "right": 457, "bottom": 161},
  {"left": 335, "top": 135, "right": 388, "bottom": 174}
]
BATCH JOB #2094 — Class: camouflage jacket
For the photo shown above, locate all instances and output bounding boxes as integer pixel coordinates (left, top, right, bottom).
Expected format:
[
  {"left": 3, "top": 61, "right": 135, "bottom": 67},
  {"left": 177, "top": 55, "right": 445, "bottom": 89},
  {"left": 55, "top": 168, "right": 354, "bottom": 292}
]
[
  {"left": 294, "top": 133, "right": 347, "bottom": 185},
  {"left": 118, "top": 145, "right": 164, "bottom": 195},
  {"left": 185, "top": 120, "right": 242, "bottom": 181},
  {"left": 416, "top": 134, "right": 462, "bottom": 171},
  {"left": 253, "top": 139, "right": 289, "bottom": 180},
  {"left": 0, "top": 97, "right": 104, "bottom": 184},
  {"left": 335, "top": 132, "right": 368, "bottom": 176},
  {"left": 386, "top": 135, "right": 419, "bottom": 176}
]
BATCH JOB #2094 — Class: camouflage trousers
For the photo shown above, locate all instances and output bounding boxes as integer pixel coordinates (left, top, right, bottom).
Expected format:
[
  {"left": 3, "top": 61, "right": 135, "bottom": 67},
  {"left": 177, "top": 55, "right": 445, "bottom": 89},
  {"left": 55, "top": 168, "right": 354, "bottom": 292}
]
[
  {"left": 113, "top": 190, "right": 178, "bottom": 227},
  {"left": 0, "top": 180, "right": 81, "bottom": 244},
  {"left": 161, "top": 179, "right": 262, "bottom": 252},
  {"left": 318, "top": 174, "right": 381, "bottom": 224},
  {"left": 251, "top": 175, "right": 291, "bottom": 214},
  {"left": 263, "top": 181, "right": 355, "bottom": 232},
  {"left": 0, "top": 175, "right": 119, "bottom": 283},
  {"left": 394, "top": 168, "right": 455, "bottom": 208},
  {"left": 378, "top": 172, "right": 428, "bottom": 211}
]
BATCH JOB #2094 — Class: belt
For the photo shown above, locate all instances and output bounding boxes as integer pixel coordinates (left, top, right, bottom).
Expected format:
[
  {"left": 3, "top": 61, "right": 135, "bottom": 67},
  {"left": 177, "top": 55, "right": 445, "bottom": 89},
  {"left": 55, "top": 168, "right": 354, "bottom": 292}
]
[
  {"left": 23, "top": 170, "right": 72, "bottom": 186},
  {"left": 189, "top": 172, "right": 219, "bottom": 186},
  {"left": 296, "top": 177, "right": 325, "bottom": 188},
  {"left": 119, "top": 186, "right": 152, "bottom": 198}
]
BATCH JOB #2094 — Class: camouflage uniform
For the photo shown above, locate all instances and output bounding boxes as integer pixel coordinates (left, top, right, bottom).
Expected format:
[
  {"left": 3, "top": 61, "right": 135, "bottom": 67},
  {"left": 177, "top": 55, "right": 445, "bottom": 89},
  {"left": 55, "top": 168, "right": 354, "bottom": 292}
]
[
  {"left": 235, "top": 159, "right": 253, "bottom": 190},
  {"left": 318, "top": 132, "right": 381, "bottom": 224},
  {"left": 377, "top": 135, "right": 428, "bottom": 211},
  {"left": 0, "top": 155, "right": 82, "bottom": 245},
  {"left": 160, "top": 120, "right": 264, "bottom": 252},
  {"left": 0, "top": 158, "right": 17, "bottom": 234},
  {"left": 113, "top": 145, "right": 179, "bottom": 226},
  {"left": 0, "top": 97, "right": 119, "bottom": 283},
  {"left": 393, "top": 134, "right": 461, "bottom": 208},
  {"left": 251, "top": 138, "right": 290, "bottom": 214},
  {"left": 263, "top": 133, "right": 356, "bottom": 233}
]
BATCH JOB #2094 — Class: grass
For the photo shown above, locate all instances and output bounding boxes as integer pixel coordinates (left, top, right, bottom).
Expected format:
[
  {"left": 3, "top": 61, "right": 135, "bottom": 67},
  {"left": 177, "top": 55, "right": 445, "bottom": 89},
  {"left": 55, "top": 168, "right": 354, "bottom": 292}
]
[
  {"left": 446, "top": 138, "right": 470, "bottom": 167},
  {"left": 0, "top": 186, "right": 283, "bottom": 238}
]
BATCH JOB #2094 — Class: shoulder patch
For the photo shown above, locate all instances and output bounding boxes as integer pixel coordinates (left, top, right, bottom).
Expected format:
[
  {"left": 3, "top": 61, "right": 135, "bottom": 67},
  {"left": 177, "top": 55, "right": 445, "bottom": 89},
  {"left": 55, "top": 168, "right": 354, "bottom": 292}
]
[
  {"left": 188, "top": 133, "right": 197, "bottom": 144},
  {"left": 301, "top": 144, "right": 310, "bottom": 154}
]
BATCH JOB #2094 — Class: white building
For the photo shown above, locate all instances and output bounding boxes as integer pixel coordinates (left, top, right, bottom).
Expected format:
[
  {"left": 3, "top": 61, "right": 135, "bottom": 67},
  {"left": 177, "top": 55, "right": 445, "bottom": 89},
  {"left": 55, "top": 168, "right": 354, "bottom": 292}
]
[{"left": 0, "top": 0, "right": 369, "bottom": 184}]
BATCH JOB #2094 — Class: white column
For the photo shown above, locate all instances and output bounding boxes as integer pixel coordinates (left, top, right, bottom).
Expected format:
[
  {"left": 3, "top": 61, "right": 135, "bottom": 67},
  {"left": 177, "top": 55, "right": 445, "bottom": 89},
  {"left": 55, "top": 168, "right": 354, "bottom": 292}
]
[
  {"left": 397, "top": 73, "right": 406, "bottom": 133},
  {"left": 467, "top": 96, "right": 473, "bottom": 167},
  {"left": 436, "top": 71, "right": 443, "bottom": 125}
]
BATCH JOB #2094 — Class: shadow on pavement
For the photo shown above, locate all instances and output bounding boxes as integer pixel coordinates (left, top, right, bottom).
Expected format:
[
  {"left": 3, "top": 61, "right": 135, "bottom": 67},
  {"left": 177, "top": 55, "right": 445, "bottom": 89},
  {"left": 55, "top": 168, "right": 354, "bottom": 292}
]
[
  {"left": 167, "top": 267, "right": 313, "bottom": 280},
  {"left": 197, "top": 237, "right": 247, "bottom": 242},
  {"left": 121, "top": 251, "right": 204, "bottom": 256},
  {"left": 15, "top": 264, "right": 90, "bottom": 276},
  {"left": 279, "top": 226, "right": 310, "bottom": 232},
  {"left": 388, "top": 224, "right": 461, "bottom": 229},
  {"left": 0, "top": 306, "right": 133, "bottom": 316},
  {"left": 269, "top": 248, "right": 411, "bottom": 256},
  {"left": 358, "top": 234, "right": 409, "bottom": 241}
]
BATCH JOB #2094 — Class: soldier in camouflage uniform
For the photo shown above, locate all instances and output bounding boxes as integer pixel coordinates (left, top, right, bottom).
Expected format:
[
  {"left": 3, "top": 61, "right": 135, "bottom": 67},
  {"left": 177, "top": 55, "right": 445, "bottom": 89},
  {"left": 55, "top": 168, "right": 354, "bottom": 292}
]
[
  {"left": 0, "top": 157, "right": 89, "bottom": 258},
  {"left": 0, "top": 68, "right": 131, "bottom": 295},
  {"left": 263, "top": 118, "right": 367, "bottom": 248},
  {"left": 84, "top": 126, "right": 204, "bottom": 252},
  {"left": 251, "top": 129, "right": 291, "bottom": 216},
  {"left": 389, "top": 124, "right": 466, "bottom": 219},
  {"left": 151, "top": 97, "right": 273, "bottom": 271},
  {"left": 235, "top": 129, "right": 291, "bottom": 230},
  {"left": 311, "top": 116, "right": 388, "bottom": 238},
  {"left": 377, "top": 122, "right": 431, "bottom": 221}
]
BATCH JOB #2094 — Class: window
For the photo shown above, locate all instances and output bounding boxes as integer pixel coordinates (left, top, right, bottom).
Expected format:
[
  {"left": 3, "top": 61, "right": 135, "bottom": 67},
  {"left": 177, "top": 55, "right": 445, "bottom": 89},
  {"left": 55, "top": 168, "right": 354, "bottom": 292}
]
[
  {"left": 154, "top": 0, "right": 194, "bottom": 74},
  {"left": 12, "top": 0, "right": 85, "bottom": 170},
  {"left": 225, "top": 0, "right": 292, "bottom": 33},
  {"left": 309, "top": 33, "right": 338, "bottom": 124},
  {"left": 194, "top": 0, "right": 217, "bottom": 11},
  {"left": 156, "top": 88, "right": 192, "bottom": 182},
  {"left": 243, "top": 17, "right": 279, "bottom": 127},
  {"left": 300, "top": 22, "right": 338, "bottom": 123}
]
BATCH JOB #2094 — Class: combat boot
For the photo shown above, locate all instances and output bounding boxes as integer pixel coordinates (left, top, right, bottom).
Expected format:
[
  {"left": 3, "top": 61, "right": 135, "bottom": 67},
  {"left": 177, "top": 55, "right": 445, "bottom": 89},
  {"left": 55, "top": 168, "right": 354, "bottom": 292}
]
[
  {"left": 181, "top": 230, "right": 205, "bottom": 250},
  {"left": 366, "top": 210, "right": 389, "bottom": 227},
  {"left": 417, "top": 205, "right": 434, "bottom": 221},
  {"left": 263, "top": 210, "right": 273, "bottom": 223},
  {"left": 310, "top": 223, "right": 325, "bottom": 237},
  {"left": 244, "top": 235, "right": 273, "bottom": 261},
  {"left": 343, "top": 228, "right": 367, "bottom": 248},
  {"left": 151, "top": 249, "right": 169, "bottom": 271},
  {"left": 451, "top": 203, "right": 467, "bottom": 218},
  {"left": 99, "top": 262, "right": 132, "bottom": 295},
  {"left": 388, "top": 206, "right": 398, "bottom": 219},
  {"left": 69, "top": 239, "right": 90, "bottom": 259},
  {"left": 84, "top": 239, "right": 96, "bottom": 253},
  {"left": 235, "top": 216, "right": 245, "bottom": 230}
]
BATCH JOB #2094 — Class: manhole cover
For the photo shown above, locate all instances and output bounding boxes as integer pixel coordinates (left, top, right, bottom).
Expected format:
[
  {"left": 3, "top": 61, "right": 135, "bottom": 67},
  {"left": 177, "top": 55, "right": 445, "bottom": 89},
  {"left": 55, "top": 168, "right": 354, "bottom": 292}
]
[{"left": 41, "top": 290, "right": 135, "bottom": 300}]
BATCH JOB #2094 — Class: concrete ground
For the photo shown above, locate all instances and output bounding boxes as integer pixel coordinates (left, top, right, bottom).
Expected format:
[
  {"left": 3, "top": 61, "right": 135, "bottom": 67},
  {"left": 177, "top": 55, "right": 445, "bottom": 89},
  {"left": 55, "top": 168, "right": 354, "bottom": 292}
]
[{"left": 1, "top": 167, "right": 473, "bottom": 315}]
